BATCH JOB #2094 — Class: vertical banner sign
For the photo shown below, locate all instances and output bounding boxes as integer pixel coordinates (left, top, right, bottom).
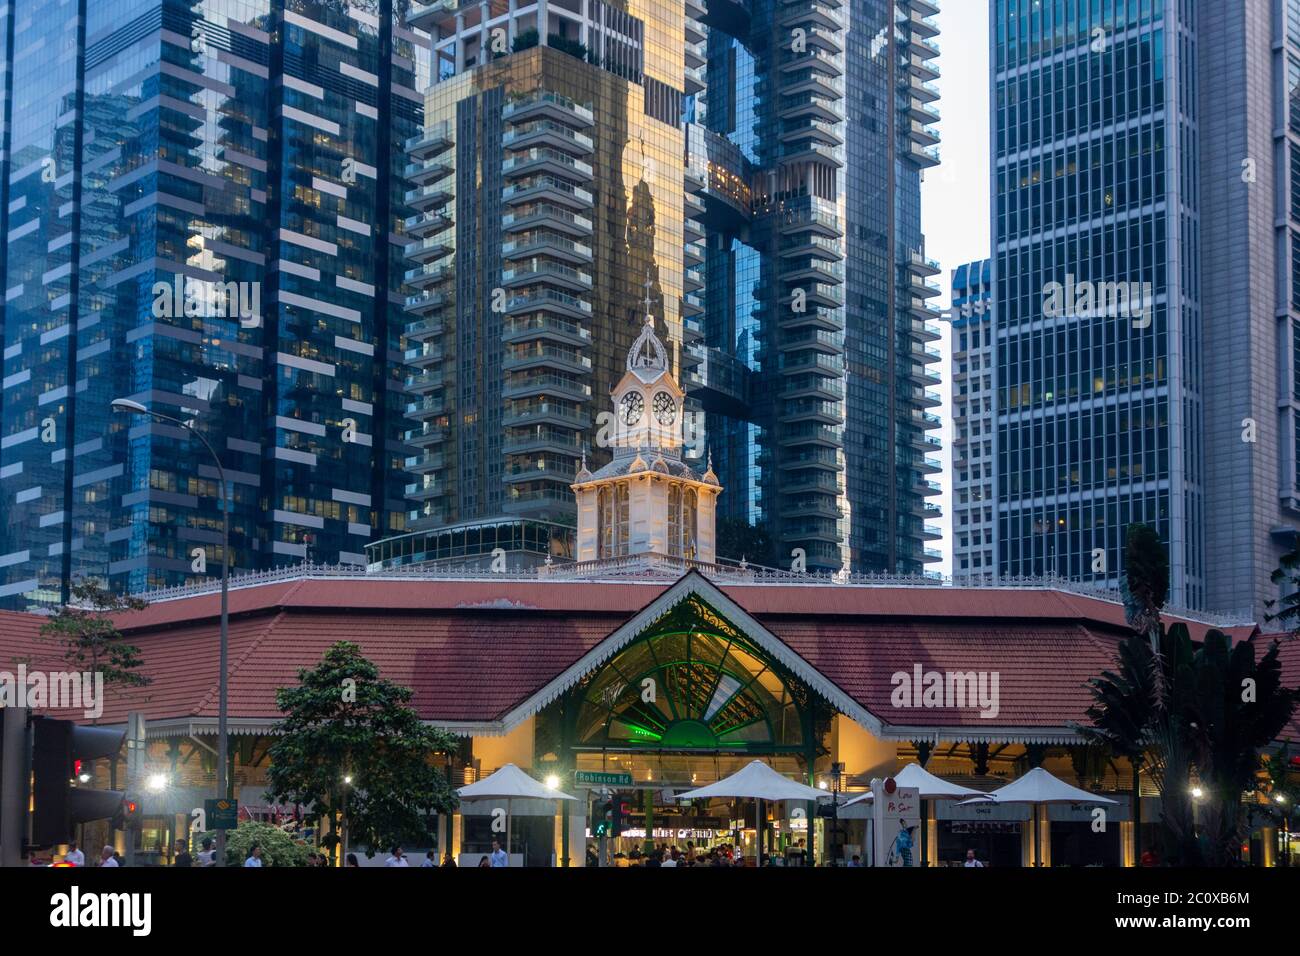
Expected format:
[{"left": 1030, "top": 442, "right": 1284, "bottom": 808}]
[{"left": 871, "top": 777, "right": 921, "bottom": 867}]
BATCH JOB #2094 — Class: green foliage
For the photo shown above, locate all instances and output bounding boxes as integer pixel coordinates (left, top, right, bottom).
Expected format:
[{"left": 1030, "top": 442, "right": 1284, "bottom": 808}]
[
  {"left": 197, "top": 821, "right": 314, "bottom": 868},
  {"left": 512, "top": 28, "right": 538, "bottom": 52},
  {"left": 264, "top": 642, "right": 460, "bottom": 856},
  {"left": 38, "top": 579, "right": 151, "bottom": 695},
  {"left": 547, "top": 33, "right": 587, "bottom": 60},
  {"left": 1267, "top": 548, "right": 1300, "bottom": 635},
  {"left": 715, "top": 517, "right": 775, "bottom": 567},
  {"left": 1084, "top": 624, "right": 1299, "bottom": 865},
  {"left": 1120, "top": 523, "right": 1168, "bottom": 637}
]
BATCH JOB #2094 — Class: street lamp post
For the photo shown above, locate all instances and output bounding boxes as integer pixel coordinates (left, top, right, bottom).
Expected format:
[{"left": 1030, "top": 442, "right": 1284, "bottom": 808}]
[{"left": 112, "top": 398, "right": 230, "bottom": 866}]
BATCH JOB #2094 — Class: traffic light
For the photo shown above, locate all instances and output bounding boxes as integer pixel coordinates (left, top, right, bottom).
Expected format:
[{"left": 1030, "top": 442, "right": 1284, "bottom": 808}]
[
  {"left": 594, "top": 797, "right": 613, "bottom": 837},
  {"left": 31, "top": 716, "right": 126, "bottom": 848},
  {"left": 611, "top": 793, "right": 625, "bottom": 837}
]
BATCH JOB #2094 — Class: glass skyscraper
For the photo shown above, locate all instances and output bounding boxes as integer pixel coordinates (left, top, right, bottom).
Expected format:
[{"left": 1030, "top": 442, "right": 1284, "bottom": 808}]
[
  {"left": 0, "top": 0, "right": 426, "bottom": 609},
  {"left": 401, "top": 0, "right": 692, "bottom": 533},
  {"left": 690, "top": 0, "right": 944, "bottom": 574},
  {"left": 948, "top": 258, "right": 993, "bottom": 583},
  {"left": 993, "top": 0, "right": 1300, "bottom": 617}
]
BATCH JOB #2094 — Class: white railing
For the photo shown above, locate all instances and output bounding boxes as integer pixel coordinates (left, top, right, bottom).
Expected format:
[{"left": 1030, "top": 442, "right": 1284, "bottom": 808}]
[{"left": 130, "top": 557, "right": 1254, "bottom": 626}]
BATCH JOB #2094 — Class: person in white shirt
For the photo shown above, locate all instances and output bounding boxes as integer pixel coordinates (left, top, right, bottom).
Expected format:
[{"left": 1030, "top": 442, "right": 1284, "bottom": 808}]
[
  {"left": 489, "top": 839, "right": 508, "bottom": 867},
  {"left": 244, "top": 844, "right": 264, "bottom": 867},
  {"left": 420, "top": 850, "right": 437, "bottom": 868},
  {"left": 964, "top": 849, "right": 984, "bottom": 868},
  {"left": 64, "top": 843, "right": 85, "bottom": 867},
  {"left": 385, "top": 845, "right": 409, "bottom": 867},
  {"left": 99, "top": 846, "right": 119, "bottom": 868},
  {"left": 196, "top": 837, "right": 216, "bottom": 866}
]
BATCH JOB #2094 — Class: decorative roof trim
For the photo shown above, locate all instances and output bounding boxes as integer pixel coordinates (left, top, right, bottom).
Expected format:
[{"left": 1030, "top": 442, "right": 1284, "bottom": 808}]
[
  {"left": 878, "top": 724, "right": 1085, "bottom": 745},
  {"left": 493, "top": 569, "right": 888, "bottom": 737}
]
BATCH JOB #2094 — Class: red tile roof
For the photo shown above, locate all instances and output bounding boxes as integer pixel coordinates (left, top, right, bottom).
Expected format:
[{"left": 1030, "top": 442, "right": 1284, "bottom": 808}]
[{"left": 0, "top": 576, "right": 1283, "bottom": 742}]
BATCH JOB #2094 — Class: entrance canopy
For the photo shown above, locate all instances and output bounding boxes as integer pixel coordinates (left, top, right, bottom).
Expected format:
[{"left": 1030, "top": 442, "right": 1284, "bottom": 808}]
[{"left": 675, "top": 759, "right": 828, "bottom": 802}]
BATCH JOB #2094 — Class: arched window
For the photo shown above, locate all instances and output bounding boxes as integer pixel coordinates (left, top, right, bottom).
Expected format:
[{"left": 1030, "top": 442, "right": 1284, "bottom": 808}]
[
  {"left": 615, "top": 482, "right": 630, "bottom": 556},
  {"left": 598, "top": 486, "right": 612, "bottom": 558},
  {"left": 667, "top": 484, "right": 681, "bottom": 557},
  {"left": 683, "top": 488, "right": 698, "bottom": 559}
]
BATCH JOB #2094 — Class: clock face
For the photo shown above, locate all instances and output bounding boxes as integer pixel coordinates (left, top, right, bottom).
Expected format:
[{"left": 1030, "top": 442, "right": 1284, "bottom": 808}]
[
  {"left": 621, "top": 391, "right": 644, "bottom": 426},
  {"left": 653, "top": 391, "right": 676, "bottom": 426}
]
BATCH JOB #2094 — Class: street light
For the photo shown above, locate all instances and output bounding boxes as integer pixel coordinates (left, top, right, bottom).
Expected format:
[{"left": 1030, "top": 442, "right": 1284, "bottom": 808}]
[{"left": 112, "top": 397, "right": 230, "bottom": 866}]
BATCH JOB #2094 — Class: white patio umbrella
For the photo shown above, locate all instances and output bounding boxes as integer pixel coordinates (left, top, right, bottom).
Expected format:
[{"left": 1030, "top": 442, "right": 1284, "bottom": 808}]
[
  {"left": 676, "top": 760, "right": 828, "bottom": 864},
  {"left": 458, "top": 763, "right": 576, "bottom": 865},
  {"left": 959, "top": 766, "right": 1117, "bottom": 867},
  {"left": 841, "top": 763, "right": 988, "bottom": 866}
]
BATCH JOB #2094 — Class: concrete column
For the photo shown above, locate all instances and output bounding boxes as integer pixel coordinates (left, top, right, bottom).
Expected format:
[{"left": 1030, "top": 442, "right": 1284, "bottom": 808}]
[
  {"left": 0, "top": 708, "right": 28, "bottom": 867},
  {"left": 455, "top": 14, "right": 465, "bottom": 71}
]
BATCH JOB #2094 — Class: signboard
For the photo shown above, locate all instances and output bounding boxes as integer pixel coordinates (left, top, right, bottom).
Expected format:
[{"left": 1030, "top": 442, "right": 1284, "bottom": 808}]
[
  {"left": 870, "top": 778, "right": 920, "bottom": 867},
  {"left": 574, "top": 770, "right": 633, "bottom": 788},
  {"left": 204, "top": 798, "right": 238, "bottom": 831}
]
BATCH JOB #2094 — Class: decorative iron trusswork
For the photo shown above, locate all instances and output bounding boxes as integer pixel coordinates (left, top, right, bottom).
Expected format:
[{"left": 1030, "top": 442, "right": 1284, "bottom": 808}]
[{"left": 572, "top": 595, "right": 809, "bottom": 752}]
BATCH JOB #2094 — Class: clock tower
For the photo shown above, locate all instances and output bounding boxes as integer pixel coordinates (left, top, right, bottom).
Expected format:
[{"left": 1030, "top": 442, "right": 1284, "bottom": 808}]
[{"left": 571, "top": 298, "right": 721, "bottom": 564}]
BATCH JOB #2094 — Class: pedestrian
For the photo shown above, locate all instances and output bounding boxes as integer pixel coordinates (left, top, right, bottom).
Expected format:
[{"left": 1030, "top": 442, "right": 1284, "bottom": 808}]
[
  {"left": 99, "top": 845, "right": 118, "bottom": 868},
  {"left": 421, "top": 850, "right": 437, "bottom": 868},
  {"left": 64, "top": 842, "right": 84, "bottom": 867},
  {"left": 585, "top": 843, "right": 598, "bottom": 867},
  {"left": 385, "top": 845, "right": 409, "bottom": 867},
  {"left": 174, "top": 840, "right": 192, "bottom": 867},
  {"left": 489, "top": 838, "right": 508, "bottom": 867},
  {"left": 848, "top": 854, "right": 862, "bottom": 867},
  {"left": 345, "top": 853, "right": 360, "bottom": 867},
  {"left": 477, "top": 855, "right": 490, "bottom": 868},
  {"left": 441, "top": 852, "right": 457, "bottom": 867},
  {"left": 964, "top": 849, "right": 984, "bottom": 868},
  {"left": 196, "top": 836, "right": 216, "bottom": 866},
  {"left": 243, "top": 844, "right": 264, "bottom": 867}
]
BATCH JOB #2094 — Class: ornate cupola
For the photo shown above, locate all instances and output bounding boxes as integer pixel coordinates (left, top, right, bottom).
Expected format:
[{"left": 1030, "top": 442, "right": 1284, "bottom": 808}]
[{"left": 571, "top": 288, "right": 721, "bottom": 564}]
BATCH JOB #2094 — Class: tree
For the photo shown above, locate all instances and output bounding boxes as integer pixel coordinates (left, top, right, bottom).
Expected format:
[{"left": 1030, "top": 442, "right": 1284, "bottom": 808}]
[
  {"left": 1085, "top": 625, "right": 1298, "bottom": 865},
  {"left": 715, "top": 517, "right": 775, "bottom": 567},
  {"left": 198, "top": 820, "right": 314, "bottom": 868},
  {"left": 265, "top": 642, "right": 460, "bottom": 858},
  {"left": 38, "top": 579, "right": 151, "bottom": 721}
]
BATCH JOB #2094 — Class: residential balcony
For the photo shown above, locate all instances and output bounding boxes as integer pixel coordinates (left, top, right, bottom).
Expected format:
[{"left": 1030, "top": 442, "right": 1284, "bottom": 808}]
[
  {"left": 503, "top": 177, "right": 593, "bottom": 209},
  {"left": 503, "top": 91, "right": 595, "bottom": 128},
  {"left": 404, "top": 451, "right": 445, "bottom": 475},
  {"left": 407, "top": 396, "right": 448, "bottom": 420},
  {"left": 404, "top": 211, "right": 453, "bottom": 238},
  {"left": 404, "top": 182, "right": 453, "bottom": 210},
  {"left": 503, "top": 232, "right": 593, "bottom": 264},
  {"left": 503, "top": 344, "right": 592, "bottom": 376},
  {"left": 502, "top": 373, "right": 592, "bottom": 402},
  {"left": 408, "top": 423, "right": 450, "bottom": 448},
  {"left": 502, "top": 148, "right": 593, "bottom": 180},
  {"left": 404, "top": 291, "right": 448, "bottom": 317},
  {"left": 502, "top": 402, "right": 591, "bottom": 430},
  {"left": 502, "top": 314, "right": 591, "bottom": 348},
  {"left": 503, "top": 121, "right": 594, "bottom": 155},
  {"left": 406, "top": 236, "right": 453, "bottom": 264},
  {"left": 502, "top": 204, "right": 592, "bottom": 237},
  {"left": 405, "top": 120, "right": 453, "bottom": 160},
  {"left": 779, "top": 0, "right": 844, "bottom": 31},
  {"left": 505, "top": 288, "right": 592, "bottom": 321},
  {"left": 502, "top": 260, "right": 592, "bottom": 293},
  {"left": 404, "top": 262, "right": 454, "bottom": 290},
  {"left": 404, "top": 157, "right": 453, "bottom": 186}
]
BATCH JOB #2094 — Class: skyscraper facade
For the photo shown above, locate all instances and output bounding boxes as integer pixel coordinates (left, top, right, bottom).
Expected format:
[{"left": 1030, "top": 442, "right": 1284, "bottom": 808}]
[
  {"left": 402, "top": 0, "right": 691, "bottom": 533},
  {"left": 948, "top": 258, "right": 993, "bottom": 583},
  {"left": 992, "top": 0, "right": 1300, "bottom": 617},
  {"left": 0, "top": 0, "right": 426, "bottom": 609},
  {"left": 690, "top": 0, "right": 944, "bottom": 574}
]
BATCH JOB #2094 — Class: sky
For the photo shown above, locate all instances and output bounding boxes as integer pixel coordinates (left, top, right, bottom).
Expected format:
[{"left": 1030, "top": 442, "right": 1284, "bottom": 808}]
[{"left": 918, "top": 1, "right": 991, "bottom": 577}]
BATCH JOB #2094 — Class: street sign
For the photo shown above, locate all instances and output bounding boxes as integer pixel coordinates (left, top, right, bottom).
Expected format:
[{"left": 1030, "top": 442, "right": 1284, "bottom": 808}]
[
  {"left": 205, "top": 798, "right": 238, "bottom": 830},
  {"left": 574, "top": 770, "right": 633, "bottom": 787}
]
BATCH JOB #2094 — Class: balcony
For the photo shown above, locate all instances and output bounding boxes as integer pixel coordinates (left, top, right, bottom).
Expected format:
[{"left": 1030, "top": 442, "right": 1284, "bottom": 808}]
[
  {"left": 404, "top": 262, "right": 454, "bottom": 290},
  {"left": 406, "top": 236, "right": 453, "bottom": 263},
  {"left": 404, "top": 157, "right": 453, "bottom": 186},
  {"left": 407, "top": 396, "right": 448, "bottom": 420},
  {"left": 502, "top": 260, "right": 592, "bottom": 293},
  {"left": 408, "top": 423, "right": 450, "bottom": 447},
  {"left": 502, "top": 149, "right": 593, "bottom": 181},
  {"left": 505, "top": 288, "right": 592, "bottom": 321},
  {"left": 404, "top": 211, "right": 453, "bottom": 238},
  {"left": 503, "top": 204, "right": 592, "bottom": 237},
  {"left": 503, "top": 177, "right": 593, "bottom": 209},
  {"left": 405, "top": 120, "right": 453, "bottom": 160},
  {"left": 503, "top": 232, "right": 593, "bottom": 265},
  {"left": 503, "top": 91, "right": 595, "bottom": 128},
  {"left": 502, "top": 402, "right": 591, "bottom": 430},
  {"left": 404, "top": 182, "right": 453, "bottom": 210},
  {"left": 503, "top": 121, "right": 594, "bottom": 155},
  {"left": 503, "top": 344, "right": 592, "bottom": 376},
  {"left": 502, "top": 373, "right": 592, "bottom": 402},
  {"left": 502, "top": 314, "right": 591, "bottom": 348},
  {"left": 779, "top": 1, "right": 844, "bottom": 31}
]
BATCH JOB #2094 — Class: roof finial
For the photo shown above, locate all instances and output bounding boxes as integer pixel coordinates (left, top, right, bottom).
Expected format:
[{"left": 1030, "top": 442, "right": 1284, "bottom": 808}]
[{"left": 642, "top": 271, "right": 654, "bottom": 326}]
